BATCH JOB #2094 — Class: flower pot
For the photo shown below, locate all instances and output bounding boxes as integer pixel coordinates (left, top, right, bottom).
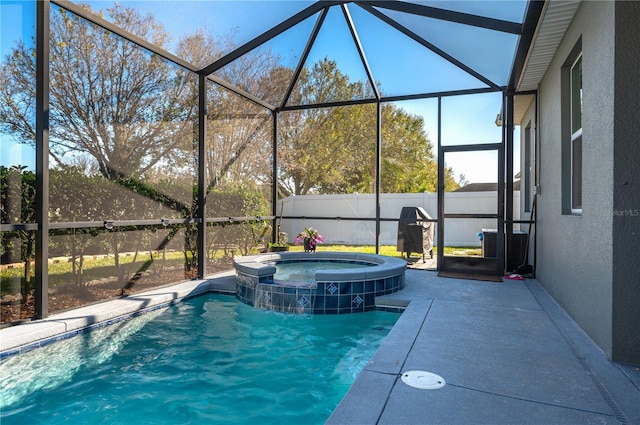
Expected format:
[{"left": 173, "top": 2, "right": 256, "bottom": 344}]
[
  {"left": 268, "top": 246, "right": 289, "bottom": 252},
  {"left": 303, "top": 238, "right": 315, "bottom": 252}
]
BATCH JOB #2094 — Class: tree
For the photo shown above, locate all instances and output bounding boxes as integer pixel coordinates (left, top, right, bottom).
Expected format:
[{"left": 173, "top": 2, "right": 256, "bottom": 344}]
[
  {"left": 381, "top": 104, "right": 458, "bottom": 193},
  {"left": 276, "top": 58, "right": 373, "bottom": 196},
  {"left": 1, "top": 4, "right": 198, "bottom": 180},
  {"left": 1, "top": 3, "right": 454, "bottom": 199},
  {"left": 275, "top": 58, "right": 457, "bottom": 196},
  {"left": 0, "top": 166, "right": 36, "bottom": 302}
]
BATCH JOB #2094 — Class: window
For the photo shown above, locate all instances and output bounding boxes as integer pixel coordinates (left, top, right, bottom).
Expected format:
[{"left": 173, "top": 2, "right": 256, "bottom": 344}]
[
  {"left": 561, "top": 39, "right": 582, "bottom": 215},
  {"left": 570, "top": 55, "right": 582, "bottom": 212},
  {"left": 524, "top": 122, "right": 531, "bottom": 212}
]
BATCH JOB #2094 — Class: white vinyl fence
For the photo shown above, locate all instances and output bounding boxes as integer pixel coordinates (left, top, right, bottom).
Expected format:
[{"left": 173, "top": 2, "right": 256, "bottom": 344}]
[{"left": 278, "top": 192, "right": 521, "bottom": 247}]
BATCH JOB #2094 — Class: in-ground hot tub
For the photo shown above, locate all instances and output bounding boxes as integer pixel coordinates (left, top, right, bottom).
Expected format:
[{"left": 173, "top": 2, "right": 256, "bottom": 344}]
[{"left": 233, "top": 252, "right": 406, "bottom": 314}]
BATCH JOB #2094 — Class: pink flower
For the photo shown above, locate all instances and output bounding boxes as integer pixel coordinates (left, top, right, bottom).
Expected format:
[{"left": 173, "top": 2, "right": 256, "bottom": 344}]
[{"left": 295, "top": 227, "right": 324, "bottom": 247}]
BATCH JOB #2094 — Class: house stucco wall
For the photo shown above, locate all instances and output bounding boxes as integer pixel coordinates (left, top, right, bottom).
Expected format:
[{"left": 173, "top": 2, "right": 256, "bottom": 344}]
[
  {"left": 519, "top": 99, "right": 536, "bottom": 271},
  {"left": 612, "top": 1, "right": 640, "bottom": 363},
  {"left": 536, "top": 1, "right": 615, "bottom": 357}
]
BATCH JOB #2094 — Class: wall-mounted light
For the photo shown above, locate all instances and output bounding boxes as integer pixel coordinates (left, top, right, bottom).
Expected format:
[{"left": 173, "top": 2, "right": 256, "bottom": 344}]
[
  {"left": 104, "top": 220, "right": 114, "bottom": 230},
  {"left": 495, "top": 113, "right": 503, "bottom": 127},
  {"left": 161, "top": 218, "right": 170, "bottom": 227}
]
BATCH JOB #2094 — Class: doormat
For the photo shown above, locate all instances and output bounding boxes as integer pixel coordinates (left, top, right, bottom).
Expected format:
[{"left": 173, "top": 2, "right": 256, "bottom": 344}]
[
  {"left": 406, "top": 261, "right": 437, "bottom": 270},
  {"left": 437, "top": 271, "right": 503, "bottom": 282}
]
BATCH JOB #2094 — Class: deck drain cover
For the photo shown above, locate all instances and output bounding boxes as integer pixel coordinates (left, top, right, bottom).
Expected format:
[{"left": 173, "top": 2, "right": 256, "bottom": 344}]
[{"left": 401, "top": 370, "right": 446, "bottom": 390}]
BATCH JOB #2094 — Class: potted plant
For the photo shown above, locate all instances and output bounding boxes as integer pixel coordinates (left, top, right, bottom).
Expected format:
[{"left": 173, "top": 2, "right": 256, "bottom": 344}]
[
  {"left": 268, "top": 202, "right": 289, "bottom": 252},
  {"left": 295, "top": 227, "right": 324, "bottom": 252},
  {"left": 268, "top": 231, "right": 289, "bottom": 252}
]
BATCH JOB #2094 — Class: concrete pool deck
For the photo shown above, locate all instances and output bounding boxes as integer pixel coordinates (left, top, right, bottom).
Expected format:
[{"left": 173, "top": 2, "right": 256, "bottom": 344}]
[
  {"left": 327, "top": 268, "right": 640, "bottom": 425},
  {"left": 1, "top": 268, "right": 639, "bottom": 424}
]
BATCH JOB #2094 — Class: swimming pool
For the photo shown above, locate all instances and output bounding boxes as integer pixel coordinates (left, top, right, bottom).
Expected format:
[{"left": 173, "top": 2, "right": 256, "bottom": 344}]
[{"left": 0, "top": 294, "right": 399, "bottom": 424}]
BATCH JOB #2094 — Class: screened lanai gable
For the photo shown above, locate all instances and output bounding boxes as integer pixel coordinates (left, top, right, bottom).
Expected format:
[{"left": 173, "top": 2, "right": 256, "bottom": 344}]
[
  {"left": 72, "top": 0, "right": 532, "bottom": 105},
  {"left": 208, "top": 3, "right": 382, "bottom": 108},
  {"left": 343, "top": 4, "right": 492, "bottom": 97},
  {"left": 197, "top": 1, "right": 528, "bottom": 109},
  {"left": 208, "top": 11, "right": 319, "bottom": 108},
  {"left": 283, "top": 5, "right": 380, "bottom": 106}
]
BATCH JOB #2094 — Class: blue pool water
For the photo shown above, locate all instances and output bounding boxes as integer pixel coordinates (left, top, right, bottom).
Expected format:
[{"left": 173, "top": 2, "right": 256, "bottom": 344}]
[
  {"left": 273, "top": 260, "right": 372, "bottom": 282},
  {"left": 0, "top": 294, "right": 399, "bottom": 424}
]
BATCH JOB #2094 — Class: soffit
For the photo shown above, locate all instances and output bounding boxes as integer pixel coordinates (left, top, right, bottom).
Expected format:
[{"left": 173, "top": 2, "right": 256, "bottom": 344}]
[
  {"left": 514, "top": 94, "right": 535, "bottom": 125},
  {"left": 517, "top": 0, "right": 581, "bottom": 92}
]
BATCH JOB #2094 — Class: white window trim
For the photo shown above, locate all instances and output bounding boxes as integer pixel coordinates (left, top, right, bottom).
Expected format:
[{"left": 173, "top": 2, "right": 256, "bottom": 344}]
[{"left": 570, "top": 54, "right": 582, "bottom": 214}]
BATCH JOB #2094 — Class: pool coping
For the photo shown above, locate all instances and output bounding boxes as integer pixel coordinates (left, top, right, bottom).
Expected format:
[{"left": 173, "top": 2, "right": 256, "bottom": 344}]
[{"left": 233, "top": 251, "right": 407, "bottom": 282}]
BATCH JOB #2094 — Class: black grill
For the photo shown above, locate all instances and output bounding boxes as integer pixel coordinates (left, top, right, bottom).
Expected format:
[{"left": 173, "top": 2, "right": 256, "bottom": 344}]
[{"left": 397, "top": 206, "right": 434, "bottom": 260}]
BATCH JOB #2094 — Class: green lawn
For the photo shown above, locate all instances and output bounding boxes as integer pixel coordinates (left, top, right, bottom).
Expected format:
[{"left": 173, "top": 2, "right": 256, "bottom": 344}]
[
  {"left": 288, "top": 244, "right": 480, "bottom": 256},
  {"left": 1, "top": 244, "right": 482, "bottom": 294}
]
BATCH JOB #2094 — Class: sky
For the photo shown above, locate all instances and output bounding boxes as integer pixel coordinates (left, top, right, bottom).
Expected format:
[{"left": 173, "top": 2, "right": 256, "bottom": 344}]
[
  {"left": 0, "top": 0, "right": 522, "bottom": 183},
  {"left": 0, "top": 0, "right": 37, "bottom": 170}
]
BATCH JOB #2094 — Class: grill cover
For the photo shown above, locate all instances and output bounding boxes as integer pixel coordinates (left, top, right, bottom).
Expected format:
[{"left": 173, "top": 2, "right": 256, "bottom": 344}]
[{"left": 397, "top": 207, "right": 434, "bottom": 259}]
